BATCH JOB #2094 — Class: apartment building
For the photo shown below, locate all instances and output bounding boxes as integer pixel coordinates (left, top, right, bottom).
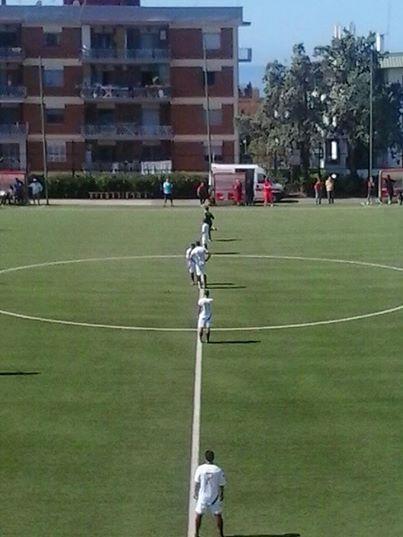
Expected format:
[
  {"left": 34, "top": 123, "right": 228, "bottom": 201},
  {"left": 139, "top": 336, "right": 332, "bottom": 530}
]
[{"left": 0, "top": 2, "right": 250, "bottom": 174}]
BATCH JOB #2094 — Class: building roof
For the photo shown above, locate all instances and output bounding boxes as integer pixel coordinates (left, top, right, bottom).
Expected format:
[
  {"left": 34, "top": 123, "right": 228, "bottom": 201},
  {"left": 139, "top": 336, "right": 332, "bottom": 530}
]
[
  {"left": 0, "top": 5, "right": 245, "bottom": 26},
  {"left": 380, "top": 53, "right": 403, "bottom": 69}
]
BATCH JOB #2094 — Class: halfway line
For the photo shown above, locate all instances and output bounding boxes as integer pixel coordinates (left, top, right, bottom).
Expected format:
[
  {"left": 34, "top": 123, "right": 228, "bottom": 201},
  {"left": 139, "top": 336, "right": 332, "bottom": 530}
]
[{"left": 187, "top": 288, "right": 203, "bottom": 537}]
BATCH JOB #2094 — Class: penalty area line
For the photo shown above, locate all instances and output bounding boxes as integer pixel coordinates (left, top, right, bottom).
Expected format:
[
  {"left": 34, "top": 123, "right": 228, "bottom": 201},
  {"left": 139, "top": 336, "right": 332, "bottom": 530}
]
[{"left": 187, "top": 288, "right": 203, "bottom": 537}]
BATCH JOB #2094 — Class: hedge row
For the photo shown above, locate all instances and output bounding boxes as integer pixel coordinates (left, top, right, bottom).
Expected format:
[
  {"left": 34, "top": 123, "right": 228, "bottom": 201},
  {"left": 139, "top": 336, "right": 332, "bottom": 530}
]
[{"left": 47, "top": 173, "right": 207, "bottom": 199}]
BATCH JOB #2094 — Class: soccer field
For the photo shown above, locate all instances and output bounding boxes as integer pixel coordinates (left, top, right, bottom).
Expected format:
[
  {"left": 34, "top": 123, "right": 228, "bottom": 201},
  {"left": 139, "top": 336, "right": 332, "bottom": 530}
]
[{"left": 1, "top": 204, "right": 402, "bottom": 537}]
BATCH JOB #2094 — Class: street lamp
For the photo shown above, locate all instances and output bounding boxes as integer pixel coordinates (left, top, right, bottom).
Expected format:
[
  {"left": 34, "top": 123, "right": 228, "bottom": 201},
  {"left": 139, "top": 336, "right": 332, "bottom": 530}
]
[{"left": 369, "top": 33, "right": 384, "bottom": 182}]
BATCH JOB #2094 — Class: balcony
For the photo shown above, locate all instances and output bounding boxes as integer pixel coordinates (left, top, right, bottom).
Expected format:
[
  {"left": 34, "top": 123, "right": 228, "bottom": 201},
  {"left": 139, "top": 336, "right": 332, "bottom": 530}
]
[
  {"left": 82, "top": 123, "right": 173, "bottom": 140},
  {"left": 0, "top": 86, "right": 26, "bottom": 102},
  {"left": 0, "top": 123, "right": 28, "bottom": 140},
  {"left": 0, "top": 157, "right": 24, "bottom": 171},
  {"left": 239, "top": 47, "right": 252, "bottom": 62},
  {"left": 81, "top": 85, "right": 171, "bottom": 103},
  {"left": 0, "top": 47, "right": 24, "bottom": 62},
  {"left": 83, "top": 161, "right": 141, "bottom": 173},
  {"left": 81, "top": 47, "right": 170, "bottom": 64}
]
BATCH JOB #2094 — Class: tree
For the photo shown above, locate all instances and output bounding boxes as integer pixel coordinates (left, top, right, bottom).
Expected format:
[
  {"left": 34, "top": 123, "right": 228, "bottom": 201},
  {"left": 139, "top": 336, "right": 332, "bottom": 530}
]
[
  {"left": 315, "top": 30, "right": 403, "bottom": 176},
  {"left": 242, "top": 46, "right": 325, "bottom": 182}
]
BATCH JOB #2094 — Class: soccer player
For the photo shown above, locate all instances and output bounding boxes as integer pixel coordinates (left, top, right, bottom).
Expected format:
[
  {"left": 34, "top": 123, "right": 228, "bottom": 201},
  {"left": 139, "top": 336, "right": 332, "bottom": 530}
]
[
  {"left": 191, "top": 241, "right": 211, "bottom": 289},
  {"left": 194, "top": 450, "right": 226, "bottom": 537},
  {"left": 204, "top": 207, "right": 215, "bottom": 241},
  {"left": 186, "top": 243, "right": 196, "bottom": 285},
  {"left": 198, "top": 289, "right": 213, "bottom": 343},
  {"left": 201, "top": 220, "right": 210, "bottom": 249}
]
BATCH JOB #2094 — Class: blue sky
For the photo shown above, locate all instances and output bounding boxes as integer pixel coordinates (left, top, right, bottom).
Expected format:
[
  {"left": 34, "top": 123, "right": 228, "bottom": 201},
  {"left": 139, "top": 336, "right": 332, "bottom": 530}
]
[
  {"left": 9, "top": 0, "right": 403, "bottom": 86},
  {"left": 142, "top": 0, "right": 401, "bottom": 87}
]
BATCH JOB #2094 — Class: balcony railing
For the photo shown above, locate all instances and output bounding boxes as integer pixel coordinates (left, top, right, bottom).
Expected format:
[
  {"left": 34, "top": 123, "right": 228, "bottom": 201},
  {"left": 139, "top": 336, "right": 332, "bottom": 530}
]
[
  {"left": 0, "top": 47, "right": 24, "bottom": 61},
  {"left": 81, "top": 85, "right": 171, "bottom": 102},
  {"left": 81, "top": 47, "right": 170, "bottom": 62},
  {"left": 239, "top": 47, "right": 252, "bottom": 62},
  {"left": 0, "top": 158, "right": 23, "bottom": 170},
  {"left": 0, "top": 86, "right": 27, "bottom": 100},
  {"left": 83, "top": 123, "right": 173, "bottom": 139},
  {"left": 83, "top": 161, "right": 141, "bottom": 173},
  {"left": 0, "top": 123, "right": 28, "bottom": 138}
]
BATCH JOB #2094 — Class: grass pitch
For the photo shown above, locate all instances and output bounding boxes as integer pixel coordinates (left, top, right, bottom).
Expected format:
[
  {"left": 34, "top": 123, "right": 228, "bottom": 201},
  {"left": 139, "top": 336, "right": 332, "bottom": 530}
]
[{"left": 0, "top": 204, "right": 402, "bottom": 536}]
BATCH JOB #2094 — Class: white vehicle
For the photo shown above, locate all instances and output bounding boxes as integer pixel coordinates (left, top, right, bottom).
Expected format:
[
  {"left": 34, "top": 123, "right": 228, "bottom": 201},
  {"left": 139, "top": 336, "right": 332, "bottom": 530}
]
[{"left": 210, "top": 163, "right": 285, "bottom": 204}]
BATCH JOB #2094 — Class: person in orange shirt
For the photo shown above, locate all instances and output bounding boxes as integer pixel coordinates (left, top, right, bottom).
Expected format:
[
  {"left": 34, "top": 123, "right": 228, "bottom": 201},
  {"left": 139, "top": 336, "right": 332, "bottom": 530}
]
[
  {"left": 233, "top": 179, "right": 243, "bottom": 206},
  {"left": 263, "top": 178, "right": 274, "bottom": 207},
  {"left": 314, "top": 177, "right": 323, "bottom": 205}
]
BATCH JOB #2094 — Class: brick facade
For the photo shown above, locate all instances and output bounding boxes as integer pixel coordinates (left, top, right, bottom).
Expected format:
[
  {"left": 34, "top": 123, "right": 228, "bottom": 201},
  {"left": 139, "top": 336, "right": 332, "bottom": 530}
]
[{"left": 0, "top": 4, "right": 245, "bottom": 174}]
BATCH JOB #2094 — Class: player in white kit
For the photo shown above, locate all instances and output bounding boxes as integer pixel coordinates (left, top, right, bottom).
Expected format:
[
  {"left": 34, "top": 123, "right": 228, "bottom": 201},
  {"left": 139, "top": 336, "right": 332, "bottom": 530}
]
[
  {"left": 198, "top": 289, "right": 213, "bottom": 343},
  {"left": 190, "top": 241, "right": 211, "bottom": 289},
  {"left": 194, "top": 450, "right": 226, "bottom": 537},
  {"left": 201, "top": 221, "right": 210, "bottom": 249},
  {"left": 185, "top": 243, "right": 196, "bottom": 285}
]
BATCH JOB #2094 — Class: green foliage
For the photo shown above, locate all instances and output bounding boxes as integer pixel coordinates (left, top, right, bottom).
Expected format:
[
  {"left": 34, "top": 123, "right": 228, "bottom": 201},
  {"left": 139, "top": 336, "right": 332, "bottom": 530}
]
[{"left": 47, "top": 173, "right": 206, "bottom": 199}]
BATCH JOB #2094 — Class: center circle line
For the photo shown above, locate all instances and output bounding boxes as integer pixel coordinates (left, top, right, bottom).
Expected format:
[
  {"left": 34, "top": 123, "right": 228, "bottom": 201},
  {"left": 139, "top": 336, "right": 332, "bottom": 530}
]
[{"left": 0, "top": 254, "right": 401, "bottom": 332}]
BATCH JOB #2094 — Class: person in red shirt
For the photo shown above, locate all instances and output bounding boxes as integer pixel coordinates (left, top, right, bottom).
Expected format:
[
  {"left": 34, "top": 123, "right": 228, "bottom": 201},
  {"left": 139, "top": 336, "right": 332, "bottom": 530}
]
[
  {"left": 263, "top": 178, "right": 274, "bottom": 207},
  {"left": 196, "top": 181, "right": 209, "bottom": 205},
  {"left": 233, "top": 179, "right": 243, "bottom": 206},
  {"left": 314, "top": 178, "right": 323, "bottom": 205}
]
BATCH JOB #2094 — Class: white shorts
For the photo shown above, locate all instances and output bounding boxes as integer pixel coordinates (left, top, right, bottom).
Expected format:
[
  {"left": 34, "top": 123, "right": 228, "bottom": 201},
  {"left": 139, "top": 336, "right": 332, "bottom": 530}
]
[
  {"left": 195, "top": 264, "right": 205, "bottom": 277},
  {"left": 195, "top": 497, "right": 222, "bottom": 515},
  {"left": 201, "top": 234, "right": 209, "bottom": 247},
  {"left": 187, "top": 261, "right": 195, "bottom": 274},
  {"left": 198, "top": 315, "right": 212, "bottom": 329}
]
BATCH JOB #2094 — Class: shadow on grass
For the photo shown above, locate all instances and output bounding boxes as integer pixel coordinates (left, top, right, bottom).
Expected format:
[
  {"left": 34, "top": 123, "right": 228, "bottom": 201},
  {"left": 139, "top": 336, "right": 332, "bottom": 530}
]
[
  {"left": 215, "top": 238, "right": 239, "bottom": 242},
  {"left": 209, "top": 340, "right": 260, "bottom": 346},
  {"left": 209, "top": 285, "right": 246, "bottom": 290},
  {"left": 0, "top": 371, "right": 41, "bottom": 376},
  {"left": 229, "top": 534, "right": 300, "bottom": 537},
  {"left": 214, "top": 252, "right": 240, "bottom": 256}
]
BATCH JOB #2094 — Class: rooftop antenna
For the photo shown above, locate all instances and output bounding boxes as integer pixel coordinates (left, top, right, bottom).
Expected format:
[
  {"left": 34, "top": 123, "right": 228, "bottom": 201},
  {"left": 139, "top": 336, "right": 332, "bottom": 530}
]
[{"left": 386, "top": 0, "right": 391, "bottom": 50}]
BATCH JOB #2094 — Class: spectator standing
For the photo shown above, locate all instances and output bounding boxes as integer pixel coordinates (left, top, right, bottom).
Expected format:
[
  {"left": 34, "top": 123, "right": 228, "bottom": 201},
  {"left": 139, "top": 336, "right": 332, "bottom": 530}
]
[
  {"left": 233, "top": 179, "right": 243, "bottom": 206},
  {"left": 29, "top": 178, "right": 43, "bottom": 205},
  {"left": 385, "top": 175, "right": 395, "bottom": 205},
  {"left": 263, "top": 178, "right": 274, "bottom": 207},
  {"left": 366, "top": 176, "right": 376, "bottom": 205},
  {"left": 162, "top": 177, "right": 174, "bottom": 207},
  {"left": 325, "top": 175, "right": 335, "bottom": 204},
  {"left": 245, "top": 175, "right": 254, "bottom": 205},
  {"left": 196, "top": 181, "right": 209, "bottom": 205},
  {"left": 314, "top": 177, "right": 323, "bottom": 205}
]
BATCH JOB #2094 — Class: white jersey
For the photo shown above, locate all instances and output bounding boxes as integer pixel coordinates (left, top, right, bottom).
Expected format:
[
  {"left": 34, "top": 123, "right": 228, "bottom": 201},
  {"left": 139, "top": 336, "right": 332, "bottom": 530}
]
[
  {"left": 195, "top": 463, "right": 226, "bottom": 504},
  {"left": 191, "top": 246, "right": 208, "bottom": 268},
  {"left": 201, "top": 223, "right": 209, "bottom": 247},
  {"left": 186, "top": 247, "right": 195, "bottom": 269},
  {"left": 198, "top": 297, "right": 213, "bottom": 319}
]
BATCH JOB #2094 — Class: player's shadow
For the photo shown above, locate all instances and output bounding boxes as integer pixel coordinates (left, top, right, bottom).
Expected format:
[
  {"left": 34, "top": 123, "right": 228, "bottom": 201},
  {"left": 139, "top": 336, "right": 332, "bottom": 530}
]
[
  {"left": 214, "top": 252, "right": 240, "bottom": 255},
  {"left": 229, "top": 534, "right": 300, "bottom": 537},
  {"left": 215, "top": 238, "right": 239, "bottom": 242},
  {"left": 209, "top": 340, "right": 260, "bottom": 346},
  {"left": 0, "top": 371, "right": 41, "bottom": 376}
]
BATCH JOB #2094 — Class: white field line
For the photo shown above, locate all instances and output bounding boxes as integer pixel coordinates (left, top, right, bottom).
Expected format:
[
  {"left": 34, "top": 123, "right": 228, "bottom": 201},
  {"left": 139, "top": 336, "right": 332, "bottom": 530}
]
[{"left": 187, "top": 288, "right": 203, "bottom": 537}]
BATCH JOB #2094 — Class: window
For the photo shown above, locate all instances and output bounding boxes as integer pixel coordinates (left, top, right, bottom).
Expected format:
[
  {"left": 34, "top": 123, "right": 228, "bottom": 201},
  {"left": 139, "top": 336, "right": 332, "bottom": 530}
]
[
  {"left": 204, "top": 143, "right": 223, "bottom": 162},
  {"left": 44, "top": 69, "right": 64, "bottom": 88},
  {"left": 209, "top": 109, "right": 223, "bottom": 126},
  {"left": 47, "top": 141, "right": 66, "bottom": 162},
  {"left": 201, "top": 70, "right": 216, "bottom": 86},
  {"left": 46, "top": 108, "right": 64, "bottom": 124},
  {"left": 203, "top": 32, "right": 221, "bottom": 51},
  {"left": 44, "top": 32, "right": 61, "bottom": 47}
]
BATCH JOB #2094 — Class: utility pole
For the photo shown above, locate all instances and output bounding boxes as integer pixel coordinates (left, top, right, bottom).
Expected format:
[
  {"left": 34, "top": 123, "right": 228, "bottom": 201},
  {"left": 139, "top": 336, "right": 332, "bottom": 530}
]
[
  {"left": 202, "top": 34, "right": 213, "bottom": 174},
  {"left": 38, "top": 56, "right": 50, "bottom": 205},
  {"left": 369, "top": 47, "right": 374, "bottom": 182}
]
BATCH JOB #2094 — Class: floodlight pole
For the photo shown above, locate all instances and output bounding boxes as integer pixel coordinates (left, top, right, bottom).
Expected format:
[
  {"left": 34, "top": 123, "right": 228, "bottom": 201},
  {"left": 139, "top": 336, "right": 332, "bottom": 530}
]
[
  {"left": 38, "top": 56, "right": 50, "bottom": 205},
  {"left": 369, "top": 47, "right": 374, "bottom": 182},
  {"left": 202, "top": 35, "right": 213, "bottom": 174}
]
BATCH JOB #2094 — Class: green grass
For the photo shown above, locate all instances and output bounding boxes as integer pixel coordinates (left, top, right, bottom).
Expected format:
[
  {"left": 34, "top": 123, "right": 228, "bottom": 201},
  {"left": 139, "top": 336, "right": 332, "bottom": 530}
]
[{"left": 0, "top": 204, "right": 402, "bottom": 536}]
